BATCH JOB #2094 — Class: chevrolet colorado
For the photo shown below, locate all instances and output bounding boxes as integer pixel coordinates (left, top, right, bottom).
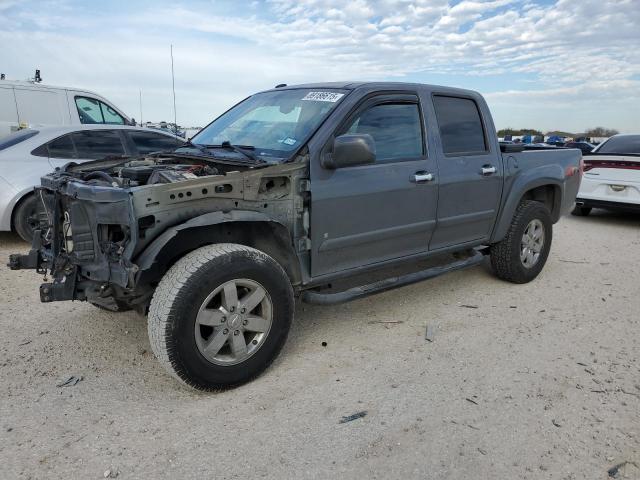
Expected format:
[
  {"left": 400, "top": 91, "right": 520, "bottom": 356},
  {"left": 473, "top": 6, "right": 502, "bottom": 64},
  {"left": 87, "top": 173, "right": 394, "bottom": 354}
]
[{"left": 9, "top": 82, "right": 582, "bottom": 390}]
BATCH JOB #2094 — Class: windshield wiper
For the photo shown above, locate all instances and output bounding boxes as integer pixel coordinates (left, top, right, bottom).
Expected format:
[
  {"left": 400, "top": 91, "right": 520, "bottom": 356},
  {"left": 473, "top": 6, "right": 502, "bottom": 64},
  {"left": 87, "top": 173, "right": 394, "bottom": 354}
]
[
  {"left": 180, "top": 139, "right": 211, "bottom": 155},
  {"left": 204, "top": 141, "right": 259, "bottom": 162}
]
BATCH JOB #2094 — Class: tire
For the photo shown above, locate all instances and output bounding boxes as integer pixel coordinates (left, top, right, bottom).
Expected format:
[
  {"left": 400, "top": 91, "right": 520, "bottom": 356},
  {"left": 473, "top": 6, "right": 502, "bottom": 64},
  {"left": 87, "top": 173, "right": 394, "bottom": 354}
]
[
  {"left": 571, "top": 205, "right": 591, "bottom": 216},
  {"left": 13, "top": 194, "right": 43, "bottom": 243},
  {"left": 490, "top": 200, "right": 553, "bottom": 284},
  {"left": 148, "top": 244, "right": 294, "bottom": 391}
]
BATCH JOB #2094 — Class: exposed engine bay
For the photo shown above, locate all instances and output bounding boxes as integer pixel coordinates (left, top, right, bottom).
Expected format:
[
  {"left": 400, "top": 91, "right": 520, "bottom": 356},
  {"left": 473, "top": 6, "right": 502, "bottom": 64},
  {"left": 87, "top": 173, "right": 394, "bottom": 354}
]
[
  {"left": 58, "top": 152, "right": 260, "bottom": 188},
  {"left": 9, "top": 150, "right": 308, "bottom": 312}
]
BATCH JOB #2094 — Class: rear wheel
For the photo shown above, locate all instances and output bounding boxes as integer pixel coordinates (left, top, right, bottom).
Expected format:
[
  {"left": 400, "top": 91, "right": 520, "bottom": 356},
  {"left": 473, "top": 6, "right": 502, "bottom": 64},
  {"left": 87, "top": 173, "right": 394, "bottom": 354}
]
[
  {"left": 148, "top": 244, "right": 294, "bottom": 390},
  {"left": 14, "top": 194, "right": 43, "bottom": 243},
  {"left": 571, "top": 205, "right": 592, "bottom": 216},
  {"left": 490, "top": 200, "right": 552, "bottom": 284}
]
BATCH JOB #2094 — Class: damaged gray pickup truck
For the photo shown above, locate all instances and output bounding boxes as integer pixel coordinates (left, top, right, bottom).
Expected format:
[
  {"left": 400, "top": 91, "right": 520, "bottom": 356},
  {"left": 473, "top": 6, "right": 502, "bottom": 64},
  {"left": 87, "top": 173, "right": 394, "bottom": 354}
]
[{"left": 10, "top": 82, "right": 582, "bottom": 390}]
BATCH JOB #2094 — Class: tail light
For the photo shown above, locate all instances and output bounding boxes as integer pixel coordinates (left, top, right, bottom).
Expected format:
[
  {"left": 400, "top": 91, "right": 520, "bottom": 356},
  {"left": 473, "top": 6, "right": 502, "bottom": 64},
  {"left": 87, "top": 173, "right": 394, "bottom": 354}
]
[{"left": 583, "top": 159, "right": 640, "bottom": 172}]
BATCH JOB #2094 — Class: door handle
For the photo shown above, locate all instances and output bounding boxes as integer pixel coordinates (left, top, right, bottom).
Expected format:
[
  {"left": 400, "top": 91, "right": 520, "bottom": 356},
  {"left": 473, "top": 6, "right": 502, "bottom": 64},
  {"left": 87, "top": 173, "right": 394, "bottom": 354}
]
[
  {"left": 412, "top": 172, "right": 434, "bottom": 183},
  {"left": 481, "top": 165, "right": 497, "bottom": 176}
]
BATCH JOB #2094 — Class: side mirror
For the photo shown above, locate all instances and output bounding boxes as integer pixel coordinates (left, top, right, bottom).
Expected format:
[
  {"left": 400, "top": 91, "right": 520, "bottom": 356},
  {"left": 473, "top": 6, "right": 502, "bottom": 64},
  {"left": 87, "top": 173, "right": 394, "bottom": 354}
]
[{"left": 323, "top": 134, "right": 376, "bottom": 169}]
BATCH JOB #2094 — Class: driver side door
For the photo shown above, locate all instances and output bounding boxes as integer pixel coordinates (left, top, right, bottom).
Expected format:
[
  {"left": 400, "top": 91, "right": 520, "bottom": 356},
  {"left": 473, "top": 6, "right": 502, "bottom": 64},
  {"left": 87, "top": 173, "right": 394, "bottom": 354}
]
[{"left": 309, "top": 93, "right": 439, "bottom": 277}]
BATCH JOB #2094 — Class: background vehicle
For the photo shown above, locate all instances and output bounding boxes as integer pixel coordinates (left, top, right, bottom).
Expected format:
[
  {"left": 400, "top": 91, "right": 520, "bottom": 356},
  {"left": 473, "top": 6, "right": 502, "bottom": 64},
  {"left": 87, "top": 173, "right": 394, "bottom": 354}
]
[
  {"left": 545, "top": 135, "right": 566, "bottom": 147},
  {"left": 145, "top": 121, "right": 187, "bottom": 138},
  {"left": 0, "top": 79, "right": 132, "bottom": 138},
  {"left": 573, "top": 134, "right": 640, "bottom": 216},
  {"left": 0, "top": 125, "right": 184, "bottom": 241},
  {"left": 10, "top": 82, "right": 582, "bottom": 391},
  {"left": 564, "top": 141, "right": 595, "bottom": 154}
]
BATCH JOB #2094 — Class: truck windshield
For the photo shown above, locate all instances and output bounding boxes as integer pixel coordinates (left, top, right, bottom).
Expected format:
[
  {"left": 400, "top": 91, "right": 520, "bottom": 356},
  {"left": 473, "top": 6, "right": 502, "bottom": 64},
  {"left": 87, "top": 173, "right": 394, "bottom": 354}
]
[{"left": 191, "top": 88, "right": 348, "bottom": 161}]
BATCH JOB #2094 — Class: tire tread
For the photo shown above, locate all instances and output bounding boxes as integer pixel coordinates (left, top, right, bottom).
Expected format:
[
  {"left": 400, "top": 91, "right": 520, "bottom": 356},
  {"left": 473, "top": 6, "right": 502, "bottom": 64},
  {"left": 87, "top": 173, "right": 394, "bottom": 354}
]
[
  {"left": 148, "top": 243, "right": 290, "bottom": 391},
  {"left": 490, "top": 200, "right": 551, "bottom": 283}
]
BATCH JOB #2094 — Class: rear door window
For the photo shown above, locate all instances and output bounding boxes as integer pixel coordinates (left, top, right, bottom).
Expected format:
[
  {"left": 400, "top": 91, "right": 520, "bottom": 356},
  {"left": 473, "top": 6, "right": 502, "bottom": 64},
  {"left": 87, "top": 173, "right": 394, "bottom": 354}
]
[
  {"left": 47, "top": 134, "right": 76, "bottom": 159},
  {"left": 72, "top": 130, "right": 126, "bottom": 159},
  {"left": 433, "top": 95, "right": 488, "bottom": 155},
  {"left": 128, "top": 130, "right": 183, "bottom": 154}
]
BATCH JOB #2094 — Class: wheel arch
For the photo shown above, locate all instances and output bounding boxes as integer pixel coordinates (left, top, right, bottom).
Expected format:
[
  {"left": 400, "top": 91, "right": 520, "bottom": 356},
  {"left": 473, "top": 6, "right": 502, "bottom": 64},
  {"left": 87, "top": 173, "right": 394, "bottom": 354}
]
[
  {"left": 135, "top": 212, "right": 301, "bottom": 287},
  {"left": 491, "top": 178, "right": 562, "bottom": 244}
]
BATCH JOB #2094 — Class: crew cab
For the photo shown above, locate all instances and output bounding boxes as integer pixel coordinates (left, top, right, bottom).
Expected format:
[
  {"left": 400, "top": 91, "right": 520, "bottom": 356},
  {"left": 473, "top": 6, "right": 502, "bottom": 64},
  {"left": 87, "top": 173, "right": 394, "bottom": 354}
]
[{"left": 9, "top": 82, "right": 582, "bottom": 390}]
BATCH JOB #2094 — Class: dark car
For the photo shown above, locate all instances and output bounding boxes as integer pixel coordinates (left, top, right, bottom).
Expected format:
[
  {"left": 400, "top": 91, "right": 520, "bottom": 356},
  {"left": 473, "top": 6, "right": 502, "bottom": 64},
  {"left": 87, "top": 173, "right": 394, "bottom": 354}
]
[{"left": 565, "top": 141, "right": 595, "bottom": 154}]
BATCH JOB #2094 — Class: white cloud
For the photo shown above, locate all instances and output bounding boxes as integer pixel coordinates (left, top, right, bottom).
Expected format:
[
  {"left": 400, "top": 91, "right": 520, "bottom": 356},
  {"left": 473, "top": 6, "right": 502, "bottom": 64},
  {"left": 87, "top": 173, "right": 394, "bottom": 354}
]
[{"left": 0, "top": 0, "right": 638, "bottom": 132}]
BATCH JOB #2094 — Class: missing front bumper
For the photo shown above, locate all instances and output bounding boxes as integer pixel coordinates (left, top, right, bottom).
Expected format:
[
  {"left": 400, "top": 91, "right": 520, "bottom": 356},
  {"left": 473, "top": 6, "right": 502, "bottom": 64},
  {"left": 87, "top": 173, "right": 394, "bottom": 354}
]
[
  {"left": 40, "top": 267, "right": 78, "bottom": 302},
  {"left": 7, "top": 230, "right": 45, "bottom": 272}
]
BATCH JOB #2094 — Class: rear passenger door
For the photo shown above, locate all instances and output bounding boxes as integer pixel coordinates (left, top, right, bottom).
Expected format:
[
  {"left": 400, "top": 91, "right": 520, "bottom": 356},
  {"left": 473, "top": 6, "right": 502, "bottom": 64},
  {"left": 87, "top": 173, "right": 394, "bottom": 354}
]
[{"left": 429, "top": 95, "right": 503, "bottom": 249}]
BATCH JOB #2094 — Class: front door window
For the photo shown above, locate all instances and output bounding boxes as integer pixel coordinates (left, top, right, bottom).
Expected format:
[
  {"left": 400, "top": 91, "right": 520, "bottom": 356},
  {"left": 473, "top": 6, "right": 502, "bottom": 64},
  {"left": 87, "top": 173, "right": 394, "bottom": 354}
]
[{"left": 75, "top": 97, "right": 125, "bottom": 125}]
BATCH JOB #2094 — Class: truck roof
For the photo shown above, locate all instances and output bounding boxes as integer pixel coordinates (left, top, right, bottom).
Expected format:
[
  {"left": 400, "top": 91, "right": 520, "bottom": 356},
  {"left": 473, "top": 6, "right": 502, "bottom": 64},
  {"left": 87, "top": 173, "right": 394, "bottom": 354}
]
[{"left": 264, "top": 81, "right": 479, "bottom": 97}]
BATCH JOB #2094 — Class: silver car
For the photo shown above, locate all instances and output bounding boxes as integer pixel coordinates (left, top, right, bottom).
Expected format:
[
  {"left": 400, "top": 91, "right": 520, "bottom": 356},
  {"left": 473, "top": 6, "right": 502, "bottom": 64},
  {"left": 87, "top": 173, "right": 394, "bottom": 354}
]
[{"left": 0, "top": 125, "right": 184, "bottom": 241}]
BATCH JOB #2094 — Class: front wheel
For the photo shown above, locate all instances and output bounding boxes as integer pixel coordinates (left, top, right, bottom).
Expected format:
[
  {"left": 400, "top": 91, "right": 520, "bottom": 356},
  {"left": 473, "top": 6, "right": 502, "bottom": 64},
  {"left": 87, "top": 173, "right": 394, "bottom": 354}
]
[
  {"left": 14, "top": 194, "right": 44, "bottom": 243},
  {"left": 148, "top": 244, "right": 294, "bottom": 391},
  {"left": 490, "top": 200, "right": 553, "bottom": 284}
]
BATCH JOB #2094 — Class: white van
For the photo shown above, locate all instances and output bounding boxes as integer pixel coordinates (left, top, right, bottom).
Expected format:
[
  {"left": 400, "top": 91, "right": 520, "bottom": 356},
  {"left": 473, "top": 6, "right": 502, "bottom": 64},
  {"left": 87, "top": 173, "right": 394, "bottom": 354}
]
[{"left": 0, "top": 80, "right": 132, "bottom": 138}]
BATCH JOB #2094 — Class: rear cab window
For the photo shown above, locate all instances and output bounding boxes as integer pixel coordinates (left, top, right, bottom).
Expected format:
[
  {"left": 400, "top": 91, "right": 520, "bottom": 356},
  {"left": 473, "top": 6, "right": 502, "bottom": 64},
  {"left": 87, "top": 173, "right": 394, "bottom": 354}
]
[{"left": 432, "top": 95, "right": 488, "bottom": 156}]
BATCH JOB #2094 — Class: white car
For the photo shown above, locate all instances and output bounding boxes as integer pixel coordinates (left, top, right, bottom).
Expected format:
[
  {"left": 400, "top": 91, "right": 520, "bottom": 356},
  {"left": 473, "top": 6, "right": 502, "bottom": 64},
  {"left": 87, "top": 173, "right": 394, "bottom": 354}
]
[
  {"left": 1, "top": 80, "right": 132, "bottom": 138},
  {"left": 0, "top": 125, "right": 184, "bottom": 241},
  {"left": 573, "top": 134, "right": 640, "bottom": 216}
]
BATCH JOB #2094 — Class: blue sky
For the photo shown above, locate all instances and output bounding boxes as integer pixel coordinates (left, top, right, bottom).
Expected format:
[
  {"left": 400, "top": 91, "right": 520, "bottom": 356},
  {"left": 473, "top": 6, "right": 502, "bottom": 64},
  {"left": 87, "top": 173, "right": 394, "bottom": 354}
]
[{"left": 1, "top": 0, "right": 639, "bottom": 132}]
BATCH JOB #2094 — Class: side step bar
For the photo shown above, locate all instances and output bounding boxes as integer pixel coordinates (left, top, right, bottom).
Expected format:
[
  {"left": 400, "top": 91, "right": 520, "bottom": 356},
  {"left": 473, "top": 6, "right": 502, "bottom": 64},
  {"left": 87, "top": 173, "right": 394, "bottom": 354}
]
[{"left": 301, "top": 251, "right": 485, "bottom": 305}]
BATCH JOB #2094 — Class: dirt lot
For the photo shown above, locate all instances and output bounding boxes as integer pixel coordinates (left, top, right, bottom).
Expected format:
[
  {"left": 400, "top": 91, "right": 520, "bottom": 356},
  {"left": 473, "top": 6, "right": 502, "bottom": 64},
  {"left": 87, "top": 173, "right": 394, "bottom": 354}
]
[{"left": 1, "top": 211, "right": 639, "bottom": 479}]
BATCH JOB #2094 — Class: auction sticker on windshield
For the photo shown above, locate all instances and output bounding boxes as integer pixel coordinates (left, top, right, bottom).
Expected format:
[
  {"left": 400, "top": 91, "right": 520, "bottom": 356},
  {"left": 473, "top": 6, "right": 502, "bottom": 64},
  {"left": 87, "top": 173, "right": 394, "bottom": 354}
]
[{"left": 302, "top": 91, "right": 345, "bottom": 102}]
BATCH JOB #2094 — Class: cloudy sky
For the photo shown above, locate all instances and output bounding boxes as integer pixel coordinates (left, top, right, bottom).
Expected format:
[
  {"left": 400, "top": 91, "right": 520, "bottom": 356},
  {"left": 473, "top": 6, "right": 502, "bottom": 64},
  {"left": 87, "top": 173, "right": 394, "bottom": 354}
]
[{"left": 1, "top": 0, "right": 639, "bottom": 132}]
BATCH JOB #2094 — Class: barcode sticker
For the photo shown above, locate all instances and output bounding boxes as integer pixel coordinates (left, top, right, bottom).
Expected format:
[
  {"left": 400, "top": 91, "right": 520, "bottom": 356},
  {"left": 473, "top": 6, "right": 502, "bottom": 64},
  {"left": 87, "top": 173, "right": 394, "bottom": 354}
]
[{"left": 301, "top": 91, "right": 345, "bottom": 102}]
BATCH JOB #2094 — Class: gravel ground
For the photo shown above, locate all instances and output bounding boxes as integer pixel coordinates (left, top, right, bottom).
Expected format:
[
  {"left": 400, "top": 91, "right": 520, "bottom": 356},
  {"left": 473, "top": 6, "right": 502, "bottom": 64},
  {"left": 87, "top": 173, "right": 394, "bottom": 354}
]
[{"left": 1, "top": 211, "right": 639, "bottom": 479}]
